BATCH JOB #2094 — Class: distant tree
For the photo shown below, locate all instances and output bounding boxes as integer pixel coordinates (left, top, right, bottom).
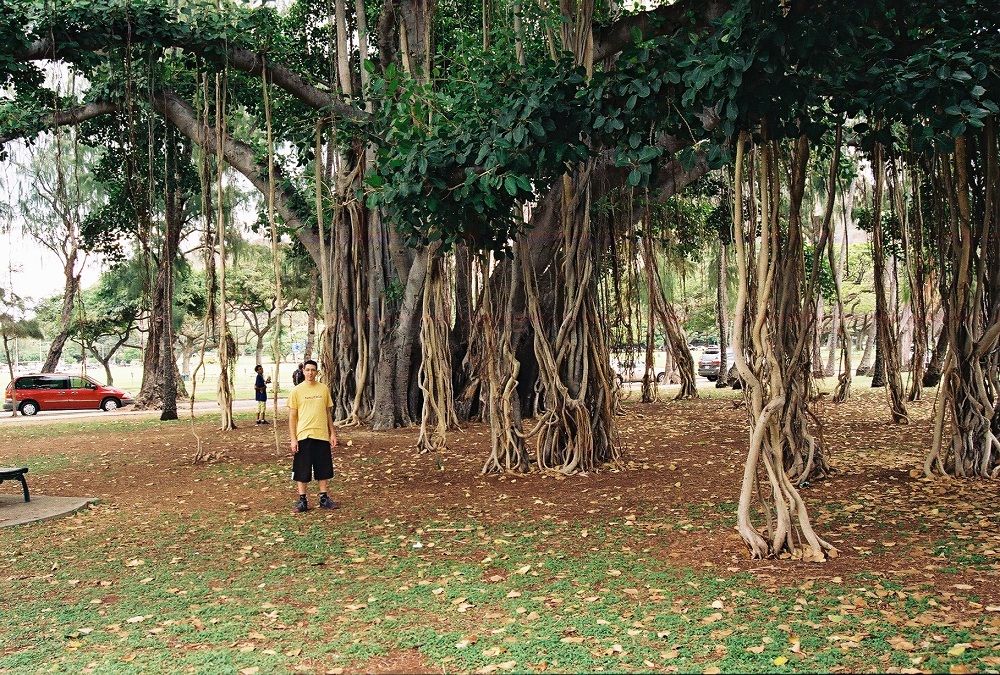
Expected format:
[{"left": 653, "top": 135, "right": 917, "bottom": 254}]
[
  {"left": 7, "top": 135, "right": 104, "bottom": 372},
  {"left": 70, "top": 267, "right": 142, "bottom": 385},
  {"left": 173, "top": 269, "right": 214, "bottom": 380},
  {"left": 0, "top": 287, "right": 43, "bottom": 416},
  {"left": 227, "top": 243, "right": 301, "bottom": 365}
]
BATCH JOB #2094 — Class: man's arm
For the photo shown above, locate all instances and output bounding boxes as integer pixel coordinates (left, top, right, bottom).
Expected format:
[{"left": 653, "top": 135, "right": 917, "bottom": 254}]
[
  {"left": 288, "top": 408, "right": 299, "bottom": 454},
  {"left": 327, "top": 407, "right": 338, "bottom": 447}
]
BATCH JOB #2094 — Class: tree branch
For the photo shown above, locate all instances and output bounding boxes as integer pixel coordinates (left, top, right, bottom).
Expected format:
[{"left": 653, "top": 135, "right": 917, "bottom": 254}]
[
  {"left": 593, "top": 0, "right": 730, "bottom": 63},
  {"left": 21, "top": 36, "right": 365, "bottom": 123},
  {"left": 151, "top": 89, "right": 323, "bottom": 262},
  {"left": 0, "top": 101, "right": 119, "bottom": 146}
]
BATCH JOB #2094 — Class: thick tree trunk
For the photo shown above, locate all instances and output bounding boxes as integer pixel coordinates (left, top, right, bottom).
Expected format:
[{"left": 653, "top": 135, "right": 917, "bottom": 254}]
[
  {"left": 870, "top": 337, "right": 885, "bottom": 387},
  {"left": 716, "top": 240, "right": 731, "bottom": 388},
  {"left": 732, "top": 132, "right": 835, "bottom": 562},
  {"left": 925, "top": 130, "right": 1000, "bottom": 477},
  {"left": 856, "top": 315, "right": 876, "bottom": 375},
  {"left": 417, "top": 248, "right": 459, "bottom": 452},
  {"left": 136, "top": 256, "right": 175, "bottom": 409},
  {"left": 923, "top": 328, "right": 948, "bottom": 388},
  {"left": 481, "top": 247, "right": 529, "bottom": 474},
  {"left": 451, "top": 245, "right": 474, "bottom": 420},
  {"left": 371, "top": 245, "right": 427, "bottom": 430},
  {"left": 159, "top": 146, "right": 186, "bottom": 422},
  {"left": 518, "top": 166, "right": 621, "bottom": 474},
  {"left": 304, "top": 267, "right": 319, "bottom": 361},
  {"left": 870, "top": 148, "right": 908, "bottom": 422}
]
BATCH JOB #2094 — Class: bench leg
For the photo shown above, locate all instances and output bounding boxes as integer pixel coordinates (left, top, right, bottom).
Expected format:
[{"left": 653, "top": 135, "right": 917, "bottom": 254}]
[{"left": 18, "top": 475, "right": 30, "bottom": 502}]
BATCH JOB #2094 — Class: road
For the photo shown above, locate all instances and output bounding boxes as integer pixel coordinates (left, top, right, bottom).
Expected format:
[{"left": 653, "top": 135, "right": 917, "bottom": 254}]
[{"left": 0, "top": 398, "right": 287, "bottom": 424}]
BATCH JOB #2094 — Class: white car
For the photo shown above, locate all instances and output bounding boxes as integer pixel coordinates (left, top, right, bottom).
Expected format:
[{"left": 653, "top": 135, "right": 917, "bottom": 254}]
[{"left": 611, "top": 352, "right": 668, "bottom": 384}]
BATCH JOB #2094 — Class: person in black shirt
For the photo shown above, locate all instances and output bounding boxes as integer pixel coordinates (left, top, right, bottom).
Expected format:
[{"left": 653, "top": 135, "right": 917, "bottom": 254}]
[{"left": 254, "top": 364, "right": 271, "bottom": 424}]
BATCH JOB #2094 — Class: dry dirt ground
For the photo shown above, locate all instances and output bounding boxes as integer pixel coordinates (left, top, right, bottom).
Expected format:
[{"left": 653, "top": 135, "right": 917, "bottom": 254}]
[
  {"left": 3, "top": 387, "right": 1000, "bottom": 672},
  {"left": 9, "top": 388, "right": 1000, "bottom": 587}
]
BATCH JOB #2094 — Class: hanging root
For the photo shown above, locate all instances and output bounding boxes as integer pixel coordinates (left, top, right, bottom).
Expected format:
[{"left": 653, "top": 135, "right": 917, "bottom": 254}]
[
  {"left": 481, "top": 251, "right": 529, "bottom": 474},
  {"left": 417, "top": 250, "right": 460, "bottom": 453}
]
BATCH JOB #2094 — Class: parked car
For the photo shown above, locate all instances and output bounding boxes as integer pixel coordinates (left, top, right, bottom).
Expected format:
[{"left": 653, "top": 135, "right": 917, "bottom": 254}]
[
  {"left": 697, "top": 346, "right": 735, "bottom": 381},
  {"left": 3, "top": 373, "right": 135, "bottom": 416},
  {"left": 611, "top": 353, "right": 667, "bottom": 384}
]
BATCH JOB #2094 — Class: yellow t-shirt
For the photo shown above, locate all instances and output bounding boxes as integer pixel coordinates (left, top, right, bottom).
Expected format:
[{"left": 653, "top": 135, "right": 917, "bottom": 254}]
[{"left": 287, "top": 381, "right": 333, "bottom": 441}]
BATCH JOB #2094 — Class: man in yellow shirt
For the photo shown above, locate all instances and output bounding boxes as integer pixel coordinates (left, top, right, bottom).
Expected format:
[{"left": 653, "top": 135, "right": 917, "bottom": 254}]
[{"left": 287, "top": 360, "right": 339, "bottom": 512}]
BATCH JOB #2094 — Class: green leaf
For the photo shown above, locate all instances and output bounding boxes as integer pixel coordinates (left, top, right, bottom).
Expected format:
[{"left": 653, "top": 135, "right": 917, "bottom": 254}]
[{"left": 638, "top": 146, "right": 659, "bottom": 163}]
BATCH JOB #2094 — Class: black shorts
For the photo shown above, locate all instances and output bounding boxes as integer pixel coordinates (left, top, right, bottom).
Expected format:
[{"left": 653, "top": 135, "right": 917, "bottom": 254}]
[{"left": 292, "top": 438, "right": 334, "bottom": 483}]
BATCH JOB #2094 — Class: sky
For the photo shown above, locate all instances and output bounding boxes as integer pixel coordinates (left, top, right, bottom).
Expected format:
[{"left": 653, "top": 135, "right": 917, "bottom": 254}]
[
  {"left": 1, "top": 229, "right": 102, "bottom": 308},
  {"left": 2, "top": 146, "right": 101, "bottom": 310}
]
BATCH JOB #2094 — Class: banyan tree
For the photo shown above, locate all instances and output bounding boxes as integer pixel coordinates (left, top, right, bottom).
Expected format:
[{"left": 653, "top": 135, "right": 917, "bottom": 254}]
[{"left": 2, "top": 0, "right": 999, "bottom": 560}]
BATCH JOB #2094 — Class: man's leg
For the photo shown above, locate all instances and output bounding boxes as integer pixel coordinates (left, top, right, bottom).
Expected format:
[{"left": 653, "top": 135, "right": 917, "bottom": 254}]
[
  {"left": 294, "top": 480, "right": 309, "bottom": 511},
  {"left": 293, "top": 445, "right": 310, "bottom": 511},
  {"left": 317, "top": 443, "right": 338, "bottom": 509}
]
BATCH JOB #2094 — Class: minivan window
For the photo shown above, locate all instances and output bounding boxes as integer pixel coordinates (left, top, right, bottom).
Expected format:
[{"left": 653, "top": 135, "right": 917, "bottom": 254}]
[
  {"left": 14, "top": 376, "right": 40, "bottom": 389},
  {"left": 39, "top": 377, "right": 70, "bottom": 389},
  {"left": 70, "top": 376, "right": 94, "bottom": 389}
]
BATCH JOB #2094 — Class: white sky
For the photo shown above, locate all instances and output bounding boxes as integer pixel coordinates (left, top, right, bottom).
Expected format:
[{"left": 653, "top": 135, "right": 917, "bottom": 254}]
[
  {"left": 1, "top": 142, "right": 101, "bottom": 310},
  {"left": 0, "top": 229, "right": 102, "bottom": 308}
]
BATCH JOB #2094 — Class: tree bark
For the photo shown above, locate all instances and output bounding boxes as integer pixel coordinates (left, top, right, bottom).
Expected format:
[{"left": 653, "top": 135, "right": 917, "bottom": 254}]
[
  {"left": 923, "top": 327, "right": 948, "bottom": 388},
  {"left": 870, "top": 147, "right": 909, "bottom": 422},
  {"left": 925, "top": 129, "right": 1000, "bottom": 477},
  {"left": 42, "top": 258, "right": 81, "bottom": 373},
  {"left": 304, "top": 267, "right": 319, "bottom": 361},
  {"left": 732, "top": 132, "right": 835, "bottom": 562},
  {"left": 829, "top": 179, "right": 853, "bottom": 402},
  {"left": 897, "top": 159, "right": 930, "bottom": 401},
  {"left": 716, "top": 240, "right": 731, "bottom": 387}
]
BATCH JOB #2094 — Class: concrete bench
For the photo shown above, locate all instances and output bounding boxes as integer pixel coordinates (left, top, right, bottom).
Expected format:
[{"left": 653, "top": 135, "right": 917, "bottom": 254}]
[{"left": 0, "top": 467, "right": 30, "bottom": 502}]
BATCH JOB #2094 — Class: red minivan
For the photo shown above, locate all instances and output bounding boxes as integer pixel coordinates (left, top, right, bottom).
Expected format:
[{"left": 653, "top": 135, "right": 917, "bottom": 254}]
[{"left": 3, "top": 373, "right": 135, "bottom": 416}]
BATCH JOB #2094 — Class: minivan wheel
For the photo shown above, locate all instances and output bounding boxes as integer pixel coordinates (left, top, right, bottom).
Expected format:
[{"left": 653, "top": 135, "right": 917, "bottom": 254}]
[
  {"left": 656, "top": 372, "right": 666, "bottom": 384},
  {"left": 19, "top": 401, "right": 39, "bottom": 416},
  {"left": 101, "top": 398, "right": 120, "bottom": 412}
]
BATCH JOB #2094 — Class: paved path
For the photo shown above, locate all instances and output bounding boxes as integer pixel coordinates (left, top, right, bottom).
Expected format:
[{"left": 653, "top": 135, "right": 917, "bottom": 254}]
[{"left": 0, "top": 494, "right": 98, "bottom": 528}]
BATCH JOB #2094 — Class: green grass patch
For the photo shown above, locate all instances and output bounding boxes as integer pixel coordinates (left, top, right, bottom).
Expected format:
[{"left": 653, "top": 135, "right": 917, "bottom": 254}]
[{"left": 4, "top": 507, "right": 989, "bottom": 674}]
